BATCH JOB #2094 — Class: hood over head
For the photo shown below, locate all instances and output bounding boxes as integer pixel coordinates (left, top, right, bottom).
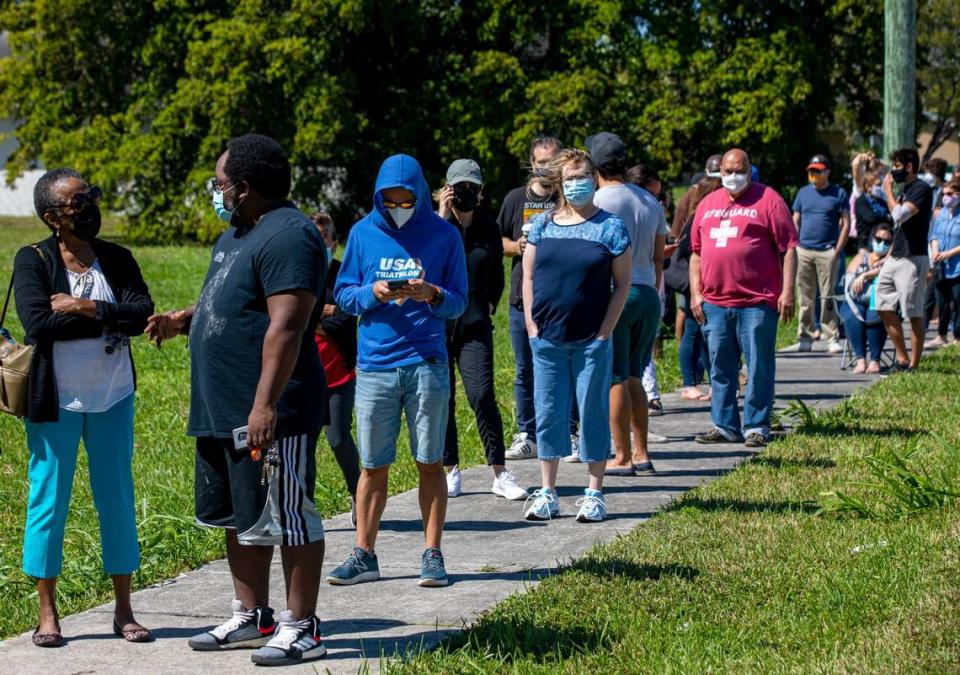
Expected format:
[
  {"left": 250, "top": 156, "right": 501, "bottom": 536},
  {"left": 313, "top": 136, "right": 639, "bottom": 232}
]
[{"left": 371, "top": 154, "right": 433, "bottom": 230}]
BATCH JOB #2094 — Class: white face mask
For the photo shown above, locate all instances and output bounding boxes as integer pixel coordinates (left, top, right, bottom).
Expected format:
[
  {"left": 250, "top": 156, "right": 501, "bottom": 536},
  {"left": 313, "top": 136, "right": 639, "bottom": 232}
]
[
  {"left": 721, "top": 172, "right": 749, "bottom": 195},
  {"left": 871, "top": 185, "right": 884, "bottom": 199},
  {"left": 919, "top": 172, "right": 936, "bottom": 187},
  {"left": 388, "top": 206, "right": 414, "bottom": 228},
  {"left": 325, "top": 246, "right": 334, "bottom": 264}
]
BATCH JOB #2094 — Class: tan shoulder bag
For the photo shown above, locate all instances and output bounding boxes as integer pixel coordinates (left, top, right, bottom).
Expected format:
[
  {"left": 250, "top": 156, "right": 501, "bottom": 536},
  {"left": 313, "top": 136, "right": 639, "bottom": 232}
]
[{"left": 0, "top": 247, "right": 42, "bottom": 417}]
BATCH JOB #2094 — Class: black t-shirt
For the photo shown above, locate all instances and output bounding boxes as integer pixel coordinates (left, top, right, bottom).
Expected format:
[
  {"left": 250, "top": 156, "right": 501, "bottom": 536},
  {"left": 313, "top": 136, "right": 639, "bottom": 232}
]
[
  {"left": 496, "top": 185, "right": 558, "bottom": 308},
  {"left": 894, "top": 179, "right": 933, "bottom": 257},
  {"left": 447, "top": 209, "right": 504, "bottom": 327},
  {"left": 187, "top": 204, "right": 328, "bottom": 438}
]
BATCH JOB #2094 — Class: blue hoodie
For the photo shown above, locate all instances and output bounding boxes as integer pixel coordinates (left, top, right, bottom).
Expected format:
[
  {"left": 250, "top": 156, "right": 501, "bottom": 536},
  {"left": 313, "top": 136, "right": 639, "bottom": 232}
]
[{"left": 335, "top": 154, "right": 468, "bottom": 370}]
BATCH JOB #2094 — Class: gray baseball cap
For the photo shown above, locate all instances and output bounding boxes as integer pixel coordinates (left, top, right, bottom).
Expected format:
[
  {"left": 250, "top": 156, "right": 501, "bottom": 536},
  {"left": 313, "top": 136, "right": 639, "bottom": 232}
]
[{"left": 446, "top": 159, "right": 483, "bottom": 185}]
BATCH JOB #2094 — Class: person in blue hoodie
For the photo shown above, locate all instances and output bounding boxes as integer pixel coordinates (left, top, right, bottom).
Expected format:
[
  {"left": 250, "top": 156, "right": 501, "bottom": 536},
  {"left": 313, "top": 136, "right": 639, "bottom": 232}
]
[{"left": 327, "top": 154, "right": 467, "bottom": 588}]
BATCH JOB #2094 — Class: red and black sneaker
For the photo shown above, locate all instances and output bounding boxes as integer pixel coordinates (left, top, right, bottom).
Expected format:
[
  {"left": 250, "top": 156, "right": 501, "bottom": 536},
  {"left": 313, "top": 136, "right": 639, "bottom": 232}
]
[
  {"left": 251, "top": 611, "right": 327, "bottom": 665},
  {"left": 187, "top": 600, "right": 276, "bottom": 650}
]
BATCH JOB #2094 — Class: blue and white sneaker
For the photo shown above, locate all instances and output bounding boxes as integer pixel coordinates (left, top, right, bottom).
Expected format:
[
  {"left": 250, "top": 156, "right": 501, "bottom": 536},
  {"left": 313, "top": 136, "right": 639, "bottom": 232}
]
[
  {"left": 187, "top": 600, "right": 276, "bottom": 650},
  {"left": 419, "top": 548, "right": 449, "bottom": 587},
  {"left": 250, "top": 611, "right": 326, "bottom": 665},
  {"left": 575, "top": 489, "right": 607, "bottom": 523},
  {"left": 325, "top": 547, "right": 380, "bottom": 585},
  {"left": 523, "top": 488, "right": 560, "bottom": 520}
]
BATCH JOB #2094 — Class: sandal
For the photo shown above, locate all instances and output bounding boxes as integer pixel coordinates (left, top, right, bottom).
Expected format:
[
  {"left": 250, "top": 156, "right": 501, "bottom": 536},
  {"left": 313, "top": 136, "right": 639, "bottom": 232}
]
[
  {"left": 632, "top": 461, "right": 657, "bottom": 475},
  {"left": 113, "top": 619, "right": 153, "bottom": 643},
  {"left": 32, "top": 624, "right": 64, "bottom": 648},
  {"left": 604, "top": 466, "right": 636, "bottom": 477}
]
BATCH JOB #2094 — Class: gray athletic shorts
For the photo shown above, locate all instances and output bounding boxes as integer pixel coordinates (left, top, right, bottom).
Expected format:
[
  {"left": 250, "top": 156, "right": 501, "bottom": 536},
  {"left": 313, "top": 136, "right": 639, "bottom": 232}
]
[{"left": 875, "top": 255, "right": 928, "bottom": 319}]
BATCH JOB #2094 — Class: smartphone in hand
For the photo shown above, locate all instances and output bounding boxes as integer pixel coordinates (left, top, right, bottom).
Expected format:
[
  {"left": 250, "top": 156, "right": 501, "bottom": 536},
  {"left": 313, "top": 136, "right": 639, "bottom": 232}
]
[{"left": 387, "top": 279, "right": 411, "bottom": 290}]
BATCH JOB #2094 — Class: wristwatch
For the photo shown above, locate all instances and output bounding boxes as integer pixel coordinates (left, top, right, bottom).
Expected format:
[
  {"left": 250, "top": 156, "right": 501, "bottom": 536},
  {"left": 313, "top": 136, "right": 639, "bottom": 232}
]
[{"left": 428, "top": 285, "right": 445, "bottom": 306}]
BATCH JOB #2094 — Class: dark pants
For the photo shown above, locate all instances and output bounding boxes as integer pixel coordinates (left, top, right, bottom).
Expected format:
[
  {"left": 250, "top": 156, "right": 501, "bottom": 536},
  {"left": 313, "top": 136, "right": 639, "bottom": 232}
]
[
  {"left": 679, "top": 306, "right": 709, "bottom": 386},
  {"left": 444, "top": 321, "right": 506, "bottom": 467},
  {"left": 935, "top": 275, "right": 960, "bottom": 340},
  {"left": 325, "top": 379, "right": 361, "bottom": 497},
  {"left": 508, "top": 306, "right": 577, "bottom": 441}
]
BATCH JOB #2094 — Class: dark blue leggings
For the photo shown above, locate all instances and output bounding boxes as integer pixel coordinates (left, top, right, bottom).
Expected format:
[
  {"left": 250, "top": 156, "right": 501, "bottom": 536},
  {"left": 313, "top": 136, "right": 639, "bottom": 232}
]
[{"left": 679, "top": 312, "right": 710, "bottom": 386}]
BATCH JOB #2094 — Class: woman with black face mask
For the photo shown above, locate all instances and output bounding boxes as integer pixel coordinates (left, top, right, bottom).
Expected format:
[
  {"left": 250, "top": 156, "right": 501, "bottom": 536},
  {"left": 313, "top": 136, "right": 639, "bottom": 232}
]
[
  {"left": 11, "top": 169, "right": 154, "bottom": 647},
  {"left": 434, "top": 159, "right": 528, "bottom": 502}
]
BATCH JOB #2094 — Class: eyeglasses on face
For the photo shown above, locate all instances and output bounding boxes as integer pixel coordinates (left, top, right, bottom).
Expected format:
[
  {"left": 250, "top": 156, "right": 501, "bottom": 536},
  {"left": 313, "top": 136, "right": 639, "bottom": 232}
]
[
  {"left": 383, "top": 198, "right": 416, "bottom": 209},
  {"left": 52, "top": 186, "right": 102, "bottom": 212},
  {"left": 208, "top": 177, "right": 239, "bottom": 194}
]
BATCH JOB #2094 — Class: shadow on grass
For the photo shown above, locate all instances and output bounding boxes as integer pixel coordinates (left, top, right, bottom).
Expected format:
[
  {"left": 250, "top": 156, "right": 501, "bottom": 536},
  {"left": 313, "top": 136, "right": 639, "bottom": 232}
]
[
  {"left": 791, "top": 422, "right": 925, "bottom": 439},
  {"left": 568, "top": 559, "right": 700, "bottom": 582},
  {"left": 750, "top": 456, "right": 836, "bottom": 469},
  {"left": 677, "top": 496, "right": 820, "bottom": 514}
]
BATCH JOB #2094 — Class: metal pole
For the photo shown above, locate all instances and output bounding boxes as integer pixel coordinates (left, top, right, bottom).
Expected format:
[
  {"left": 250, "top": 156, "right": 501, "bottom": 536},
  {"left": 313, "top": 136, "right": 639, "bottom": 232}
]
[{"left": 883, "top": 0, "right": 916, "bottom": 158}]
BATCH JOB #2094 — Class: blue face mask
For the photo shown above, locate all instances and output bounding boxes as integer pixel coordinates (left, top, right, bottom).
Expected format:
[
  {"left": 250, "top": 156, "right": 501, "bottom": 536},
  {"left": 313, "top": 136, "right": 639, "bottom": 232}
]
[
  {"left": 562, "top": 177, "right": 595, "bottom": 207},
  {"left": 872, "top": 238, "right": 891, "bottom": 255},
  {"left": 212, "top": 189, "right": 234, "bottom": 224}
]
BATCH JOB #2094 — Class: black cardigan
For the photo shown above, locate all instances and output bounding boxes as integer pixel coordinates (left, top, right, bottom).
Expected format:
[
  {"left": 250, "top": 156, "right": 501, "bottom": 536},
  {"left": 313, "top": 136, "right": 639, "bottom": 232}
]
[
  {"left": 319, "top": 259, "right": 357, "bottom": 372},
  {"left": 13, "top": 234, "right": 154, "bottom": 422}
]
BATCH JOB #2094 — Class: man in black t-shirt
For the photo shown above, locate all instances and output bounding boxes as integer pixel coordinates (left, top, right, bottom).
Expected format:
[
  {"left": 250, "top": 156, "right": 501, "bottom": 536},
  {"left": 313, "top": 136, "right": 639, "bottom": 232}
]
[
  {"left": 497, "top": 136, "right": 570, "bottom": 460},
  {"left": 876, "top": 147, "right": 933, "bottom": 371},
  {"left": 146, "top": 134, "right": 329, "bottom": 665}
]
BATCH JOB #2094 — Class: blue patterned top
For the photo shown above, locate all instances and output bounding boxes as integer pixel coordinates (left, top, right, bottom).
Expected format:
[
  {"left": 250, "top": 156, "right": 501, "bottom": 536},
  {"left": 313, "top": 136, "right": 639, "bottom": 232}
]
[{"left": 930, "top": 205, "right": 960, "bottom": 279}]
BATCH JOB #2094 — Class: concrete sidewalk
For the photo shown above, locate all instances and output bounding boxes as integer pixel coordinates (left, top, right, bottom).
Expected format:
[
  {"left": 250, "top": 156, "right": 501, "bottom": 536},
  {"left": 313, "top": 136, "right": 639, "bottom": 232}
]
[{"left": 0, "top": 339, "right": 889, "bottom": 673}]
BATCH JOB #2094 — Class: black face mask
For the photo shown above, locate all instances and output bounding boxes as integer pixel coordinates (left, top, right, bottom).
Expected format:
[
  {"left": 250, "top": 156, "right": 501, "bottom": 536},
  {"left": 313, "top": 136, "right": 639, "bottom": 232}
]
[
  {"left": 452, "top": 184, "right": 480, "bottom": 212},
  {"left": 66, "top": 204, "right": 102, "bottom": 242},
  {"left": 890, "top": 168, "right": 908, "bottom": 184}
]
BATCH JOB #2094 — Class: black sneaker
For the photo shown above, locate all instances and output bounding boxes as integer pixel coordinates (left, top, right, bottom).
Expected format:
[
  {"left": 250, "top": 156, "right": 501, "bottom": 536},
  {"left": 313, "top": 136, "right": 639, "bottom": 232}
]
[
  {"left": 648, "top": 399, "right": 664, "bottom": 416},
  {"left": 251, "top": 611, "right": 326, "bottom": 665},
  {"left": 695, "top": 428, "right": 740, "bottom": 444},
  {"left": 744, "top": 432, "right": 767, "bottom": 448},
  {"left": 188, "top": 600, "right": 276, "bottom": 650}
]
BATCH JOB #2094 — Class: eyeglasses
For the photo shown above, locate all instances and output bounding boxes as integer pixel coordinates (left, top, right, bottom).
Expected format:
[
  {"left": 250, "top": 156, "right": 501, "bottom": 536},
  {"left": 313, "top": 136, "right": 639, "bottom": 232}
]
[
  {"left": 383, "top": 198, "right": 416, "bottom": 209},
  {"left": 208, "top": 177, "right": 239, "bottom": 194},
  {"left": 52, "top": 186, "right": 102, "bottom": 212}
]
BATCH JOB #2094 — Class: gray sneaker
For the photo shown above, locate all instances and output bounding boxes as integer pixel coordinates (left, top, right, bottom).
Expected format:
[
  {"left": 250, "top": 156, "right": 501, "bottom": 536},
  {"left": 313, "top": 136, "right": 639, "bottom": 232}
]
[
  {"left": 326, "top": 547, "right": 380, "bottom": 585},
  {"left": 744, "top": 432, "right": 767, "bottom": 448},
  {"left": 250, "top": 611, "right": 326, "bottom": 665},
  {"left": 419, "top": 548, "right": 449, "bottom": 587},
  {"left": 188, "top": 600, "right": 276, "bottom": 651}
]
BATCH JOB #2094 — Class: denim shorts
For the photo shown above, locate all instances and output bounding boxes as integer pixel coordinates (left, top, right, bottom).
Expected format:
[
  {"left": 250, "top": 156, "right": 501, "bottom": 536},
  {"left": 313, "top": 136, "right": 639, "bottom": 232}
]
[{"left": 355, "top": 360, "right": 450, "bottom": 469}]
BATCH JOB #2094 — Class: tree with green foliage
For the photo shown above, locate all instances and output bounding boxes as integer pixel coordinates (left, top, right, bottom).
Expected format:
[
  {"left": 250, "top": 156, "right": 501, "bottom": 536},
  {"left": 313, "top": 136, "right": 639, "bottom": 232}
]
[{"left": 917, "top": 0, "right": 959, "bottom": 163}]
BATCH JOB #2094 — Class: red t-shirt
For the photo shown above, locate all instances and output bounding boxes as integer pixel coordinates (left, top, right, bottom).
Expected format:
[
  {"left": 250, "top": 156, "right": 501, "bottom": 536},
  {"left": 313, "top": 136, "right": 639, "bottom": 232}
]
[
  {"left": 314, "top": 334, "right": 354, "bottom": 389},
  {"left": 690, "top": 183, "right": 798, "bottom": 310}
]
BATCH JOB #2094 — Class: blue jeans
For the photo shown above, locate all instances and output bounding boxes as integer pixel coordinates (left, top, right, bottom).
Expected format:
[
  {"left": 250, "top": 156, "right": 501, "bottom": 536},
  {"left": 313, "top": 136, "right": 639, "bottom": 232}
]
[
  {"left": 679, "top": 310, "right": 709, "bottom": 387},
  {"left": 509, "top": 306, "right": 577, "bottom": 439},
  {"left": 529, "top": 337, "right": 611, "bottom": 462},
  {"left": 355, "top": 361, "right": 449, "bottom": 468},
  {"left": 700, "top": 302, "right": 778, "bottom": 439},
  {"left": 837, "top": 300, "right": 887, "bottom": 362},
  {"left": 23, "top": 394, "right": 139, "bottom": 578}
]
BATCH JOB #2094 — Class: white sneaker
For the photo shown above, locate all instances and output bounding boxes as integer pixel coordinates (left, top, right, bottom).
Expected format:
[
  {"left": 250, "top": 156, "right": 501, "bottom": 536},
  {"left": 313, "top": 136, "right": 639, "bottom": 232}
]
[
  {"left": 523, "top": 488, "right": 560, "bottom": 520},
  {"left": 250, "top": 611, "right": 326, "bottom": 665},
  {"left": 505, "top": 432, "right": 537, "bottom": 460},
  {"left": 648, "top": 431, "right": 668, "bottom": 443},
  {"left": 446, "top": 466, "right": 461, "bottom": 497},
  {"left": 492, "top": 470, "right": 529, "bottom": 500},
  {"left": 827, "top": 339, "right": 843, "bottom": 354}
]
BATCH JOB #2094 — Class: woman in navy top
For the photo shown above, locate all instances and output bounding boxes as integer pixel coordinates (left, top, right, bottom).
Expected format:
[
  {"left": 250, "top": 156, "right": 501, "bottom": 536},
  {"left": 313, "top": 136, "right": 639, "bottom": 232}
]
[{"left": 521, "top": 149, "right": 631, "bottom": 523}]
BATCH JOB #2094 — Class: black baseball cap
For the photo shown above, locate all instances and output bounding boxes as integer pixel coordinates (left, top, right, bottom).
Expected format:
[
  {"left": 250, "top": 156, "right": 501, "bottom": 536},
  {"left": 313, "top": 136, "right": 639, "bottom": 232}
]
[
  {"left": 806, "top": 154, "right": 830, "bottom": 171},
  {"left": 705, "top": 154, "right": 722, "bottom": 177},
  {"left": 585, "top": 132, "right": 627, "bottom": 170}
]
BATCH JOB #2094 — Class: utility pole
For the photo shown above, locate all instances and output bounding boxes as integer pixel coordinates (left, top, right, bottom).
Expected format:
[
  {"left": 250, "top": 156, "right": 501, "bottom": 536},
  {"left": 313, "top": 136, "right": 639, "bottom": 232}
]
[{"left": 883, "top": 0, "right": 916, "bottom": 159}]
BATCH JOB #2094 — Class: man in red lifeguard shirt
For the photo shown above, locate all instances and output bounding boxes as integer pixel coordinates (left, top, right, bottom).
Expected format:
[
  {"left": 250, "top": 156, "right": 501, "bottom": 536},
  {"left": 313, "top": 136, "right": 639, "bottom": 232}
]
[{"left": 689, "top": 149, "right": 798, "bottom": 448}]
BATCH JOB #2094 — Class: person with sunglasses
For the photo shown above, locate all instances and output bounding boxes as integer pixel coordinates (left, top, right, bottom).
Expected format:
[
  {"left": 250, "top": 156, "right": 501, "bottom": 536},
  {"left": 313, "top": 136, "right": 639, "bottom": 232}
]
[
  {"left": 838, "top": 223, "right": 894, "bottom": 373},
  {"left": 328, "top": 154, "right": 467, "bottom": 588},
  {"left": 12, "top": 169, "right": 154, "bottom": 647}
]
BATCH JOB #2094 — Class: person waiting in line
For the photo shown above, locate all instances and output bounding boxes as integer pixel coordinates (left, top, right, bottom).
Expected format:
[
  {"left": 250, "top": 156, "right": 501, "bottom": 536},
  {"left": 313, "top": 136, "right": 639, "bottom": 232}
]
[
  {"left": 853, "top": 169, "right": 892, "bottom": 251},
  {"left": 793, "top": 154, "right": 850, "bottom": 354},
  {"left": 435, "top": 159, "right": 528, "bottom": 501},
  {"left": 838, "top": 223, "right": 894, "bottom": 374},
  {"left": 587, "top": 132, "right": 667, "bottom": 477},
  {"left": 147, "top": 134, "right": 330, "bottom": 665},
  {"left": 927, "top": 177, "right": 960, "bottom": 348},
  {"left": 521, "top": 149, "right": 631, "bottom": 523},
  {"left": 498, "top": 136, "right": 580, "bottom": 461},
  {"left": 311, "top": 212, "right": 361, "bottom": 526},
  {"left": 328, "top": 154, "right": 467, "bottom": 588},
  {"left": 690, "top": 149, "right": 798, "bottom": 448},
  {"left": 15, "top": 169, "right": 154, "bottom": 647},
  {"left": 876, "top": 147, "right": 933, "bottom": 372}
]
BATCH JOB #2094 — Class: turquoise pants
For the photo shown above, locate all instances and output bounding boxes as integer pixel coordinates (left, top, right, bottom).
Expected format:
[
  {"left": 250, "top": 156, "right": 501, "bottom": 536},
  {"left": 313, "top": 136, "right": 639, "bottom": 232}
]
[{"left": 23, "top": 394, "right": 140, "bottom": 579}]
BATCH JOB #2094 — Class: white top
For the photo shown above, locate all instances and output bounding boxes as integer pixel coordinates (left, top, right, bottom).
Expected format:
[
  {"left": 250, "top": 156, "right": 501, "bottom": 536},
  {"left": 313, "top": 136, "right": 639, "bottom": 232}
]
[
  {"left": 53, "top": 260, "right": 134, "bottom": 413},
  {"left": 594, "top": 183, "right": 669, "bottom": 287}
]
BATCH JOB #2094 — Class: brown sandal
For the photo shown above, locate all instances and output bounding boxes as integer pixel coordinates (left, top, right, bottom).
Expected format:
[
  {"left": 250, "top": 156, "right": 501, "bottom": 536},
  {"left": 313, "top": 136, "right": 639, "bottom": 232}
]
[
  {"left": 32, "top": 625, "right": 64, "bottom": 648},
  {"left": 113, "top": 619, "right": 153, "bottom": 643}
]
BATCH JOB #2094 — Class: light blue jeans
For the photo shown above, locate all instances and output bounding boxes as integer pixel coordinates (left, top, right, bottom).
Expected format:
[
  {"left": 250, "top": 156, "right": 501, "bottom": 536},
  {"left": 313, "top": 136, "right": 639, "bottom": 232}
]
[
  {"left": 355, "top": 361, "right": 449, "bottom": 468},
  {"left": 700, "top": 302, "right": 779, "bottom": 439},
  {"left": 23, "top": 394, "right": 139, "bottom": 579},
  {"left": 530, "top": 337, "right": 612, "bottom": 462}
]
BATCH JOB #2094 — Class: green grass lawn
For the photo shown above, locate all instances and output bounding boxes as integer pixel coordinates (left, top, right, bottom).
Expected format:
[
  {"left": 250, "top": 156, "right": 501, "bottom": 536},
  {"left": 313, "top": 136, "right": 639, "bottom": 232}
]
[
  {"left": 396, "top": 348, "right": 960, "bottom": 673},
  {"left": 0, "top": 215, "right": 796, "bottom": 639}
]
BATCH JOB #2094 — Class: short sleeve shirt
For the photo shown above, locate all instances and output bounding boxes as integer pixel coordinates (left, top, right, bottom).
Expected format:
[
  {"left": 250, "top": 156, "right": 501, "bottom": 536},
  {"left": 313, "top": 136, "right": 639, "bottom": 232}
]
[
  {"left": 527, "top": 209, "right": 630, "bottom": 342},
  {"left": 188, "top": 204, "right": 328, "bottom": 438},
  {"left": 893, "top": 179, "right": 933, "bottom": 258},
  {"left": 691, "top": 183, "right": 798, "bottom": 310},
  {"left": 497, "top": 185, "right": 558, "bottom": 308},
  {"left": 593, "top": 183, "right": 669, "bottom": 287},
  {"left": 792, "top": 183, "right": 849, "bottom": 250}
]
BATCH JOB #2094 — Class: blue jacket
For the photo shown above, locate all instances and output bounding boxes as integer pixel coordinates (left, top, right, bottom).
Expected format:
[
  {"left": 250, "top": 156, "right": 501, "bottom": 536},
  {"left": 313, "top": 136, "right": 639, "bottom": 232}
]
[
  {"left": 335, "top": 154, "right": 468, "bottom": 370},
  {"left": 930, "top": 204, "right": 960, "bottom": 280}
]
